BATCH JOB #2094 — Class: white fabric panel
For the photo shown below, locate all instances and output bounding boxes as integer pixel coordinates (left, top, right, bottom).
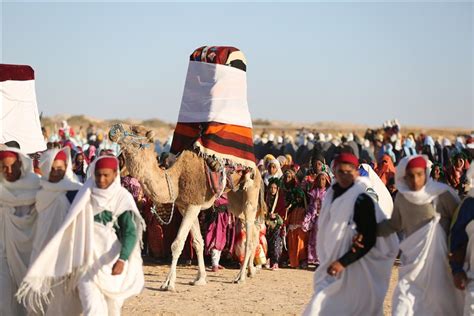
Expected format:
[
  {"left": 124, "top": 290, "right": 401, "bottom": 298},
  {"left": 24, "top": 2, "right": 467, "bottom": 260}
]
[
  {"left": 304, "top": 178, "right": 398, "bottom": 316},
  {"left": 0, "top": 148, "right": 40, "bottom": 315},
  {"left": 396, "top": 155, "right": 459, "bottom": 205},
  {"left": 360, "top": 163, "right": 394, "bottom": 218},
  {"left": 178, "top": 61, "right": 252, "bottom": 128},
  {"left": 0, "top": 79, "right": 46, "bottom": 153},
  {"left": 392, "top": 215, "right": 464, "bottom": 315}
]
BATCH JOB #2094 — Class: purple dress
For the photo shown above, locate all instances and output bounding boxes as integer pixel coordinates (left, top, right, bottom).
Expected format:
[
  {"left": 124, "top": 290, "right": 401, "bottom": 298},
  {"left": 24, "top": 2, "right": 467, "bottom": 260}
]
[
  {"left": 205, "top": 195, "right": 234, "bottom": 254},
  {"left": 302, "top": 187, "right": 327, "bottom": 265}
]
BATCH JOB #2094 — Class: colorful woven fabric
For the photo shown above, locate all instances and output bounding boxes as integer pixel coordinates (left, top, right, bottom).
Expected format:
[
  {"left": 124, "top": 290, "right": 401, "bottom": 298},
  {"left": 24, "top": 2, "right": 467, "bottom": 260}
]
[
  {"left": 190, "top": 46, "right": 247, "bottom": 71},
  {"left": 171, "top": 121, "right": 255, "bottom": 168},
  {"left": 171, "top": 46, "right": 256, "bottom": 169}
]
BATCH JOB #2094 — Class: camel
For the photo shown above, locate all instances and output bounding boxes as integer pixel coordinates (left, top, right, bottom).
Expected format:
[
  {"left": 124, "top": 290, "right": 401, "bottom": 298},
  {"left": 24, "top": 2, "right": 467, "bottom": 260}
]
[{"left": 109, "top": 123, "right": 266, "bottom": 291}]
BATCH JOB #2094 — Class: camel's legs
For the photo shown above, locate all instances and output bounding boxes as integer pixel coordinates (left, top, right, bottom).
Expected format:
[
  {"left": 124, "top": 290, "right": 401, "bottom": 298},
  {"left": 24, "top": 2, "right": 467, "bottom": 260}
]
[
  {"left": 244, "top": 184, "right": 261, "bottom": 278},
  {"left": 234, "top": 202, "right": 257, "bottom": 284},
  {"left": 189, "top": 218, "right": 207, "bottom": 286},
  {"left": 161, "top": 205, "right": 201, "bottom": 292},
  {"left": 247, "top": 220, "right": 259, "bottom": 278}
]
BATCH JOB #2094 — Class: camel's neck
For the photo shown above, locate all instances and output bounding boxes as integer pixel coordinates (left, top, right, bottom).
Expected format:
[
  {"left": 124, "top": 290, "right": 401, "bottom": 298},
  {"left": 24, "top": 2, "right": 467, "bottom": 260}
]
[{"left": 124, "top": 149, "right": 180, "bottom": 204}]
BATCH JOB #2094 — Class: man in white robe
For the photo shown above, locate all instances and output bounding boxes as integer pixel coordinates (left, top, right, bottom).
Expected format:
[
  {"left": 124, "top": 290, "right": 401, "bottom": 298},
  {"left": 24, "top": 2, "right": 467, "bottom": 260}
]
[
  {"left": 378, "top": 155, "right": 463, "bottom": 315},
  {"left": 0, "top": 147, "right": 40, "bottom": 315},
  {"left": 17, "top": 155, "right": 145, "bottom": 316},
  {"left": 304, "top": 153, "right": 398, "bottom": 315}
]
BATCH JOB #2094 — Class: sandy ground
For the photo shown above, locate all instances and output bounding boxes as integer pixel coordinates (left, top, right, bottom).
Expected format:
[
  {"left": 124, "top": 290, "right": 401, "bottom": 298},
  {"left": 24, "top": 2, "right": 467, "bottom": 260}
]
[{"left": 123, "top": 262, "right": 398, "bottom": 316}]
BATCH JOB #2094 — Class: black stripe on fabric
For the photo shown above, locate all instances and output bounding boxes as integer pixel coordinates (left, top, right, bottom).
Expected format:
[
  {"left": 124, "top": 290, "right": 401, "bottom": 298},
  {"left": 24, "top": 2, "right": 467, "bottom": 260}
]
[
  {"left": 203, "top": 133, "right": 254, "bottom": 154},
  {"left": 171, "top": 134, "right": 196, "bottom": 154}
]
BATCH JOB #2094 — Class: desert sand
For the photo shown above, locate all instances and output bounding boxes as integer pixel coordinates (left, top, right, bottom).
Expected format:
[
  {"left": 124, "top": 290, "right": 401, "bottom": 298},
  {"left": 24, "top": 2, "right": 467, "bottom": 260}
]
[{"left": 123, "top": 262, "right": 398, "bottom": 316}]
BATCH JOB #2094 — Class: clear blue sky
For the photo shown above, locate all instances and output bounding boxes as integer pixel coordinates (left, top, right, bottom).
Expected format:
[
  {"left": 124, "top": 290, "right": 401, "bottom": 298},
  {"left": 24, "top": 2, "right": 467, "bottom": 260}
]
[{"left": 1, "top": 1, "right": 473, "bottom": 128}]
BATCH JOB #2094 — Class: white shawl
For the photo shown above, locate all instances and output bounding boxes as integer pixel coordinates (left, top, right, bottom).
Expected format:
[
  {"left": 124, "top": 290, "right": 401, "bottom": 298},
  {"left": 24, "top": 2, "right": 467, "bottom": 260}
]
[
  {"left": 0, "top": 147, "right": 40, "bottom": 316},
  {"left": 304, "top": 177, "right": 398, "bottom": 315},
  {"left": 391, "top": 155, "right": 463, "bottom": 315},
  {"left": 31, "top": 148, "right": 82, "bottom": 264},
  {"left": 0, "top": 147, "right": 40, "bottom": 283},
  {"left": 393, "top": 215, "right": 464, "bottom": 315},
  {"left": 396, "top": 155, "right": 459, "bottom": 205},
  {"left": 263, "top": 159, "right": 283, "bottom": 186},
  {"left": 17, "top": 156, "right": 145, "bottom": 313},
  {"left": 360, "top": 163, "right": 394, "bottom": 218},
  {"left": 1, "top": 147, "right": 40, "bottom": 206}
]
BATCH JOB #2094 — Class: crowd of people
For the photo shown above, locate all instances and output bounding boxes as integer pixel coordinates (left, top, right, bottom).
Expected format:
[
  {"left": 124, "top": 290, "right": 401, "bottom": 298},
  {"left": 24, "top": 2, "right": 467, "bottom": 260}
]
[{"left": 2, "top": 118, "right": 474, "bottom": 315}]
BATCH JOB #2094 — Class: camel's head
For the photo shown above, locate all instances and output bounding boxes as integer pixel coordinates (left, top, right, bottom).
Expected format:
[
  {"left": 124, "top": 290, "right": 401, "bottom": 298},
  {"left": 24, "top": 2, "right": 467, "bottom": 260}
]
[{"left": 109, "top": 123, "right": 155, "bottom": 153}]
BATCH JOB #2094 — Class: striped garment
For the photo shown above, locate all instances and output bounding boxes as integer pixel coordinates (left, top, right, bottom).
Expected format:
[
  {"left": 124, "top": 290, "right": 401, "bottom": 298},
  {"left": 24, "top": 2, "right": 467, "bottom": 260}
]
[{"left": 171, "top": 46, "right": 256, "bottom": 169}]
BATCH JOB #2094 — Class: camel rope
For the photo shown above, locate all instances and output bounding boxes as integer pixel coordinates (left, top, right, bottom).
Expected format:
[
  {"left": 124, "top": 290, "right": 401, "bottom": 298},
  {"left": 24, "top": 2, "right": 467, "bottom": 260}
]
[{"left": 150, "top": 170, "right": 176, "bottom": 225}]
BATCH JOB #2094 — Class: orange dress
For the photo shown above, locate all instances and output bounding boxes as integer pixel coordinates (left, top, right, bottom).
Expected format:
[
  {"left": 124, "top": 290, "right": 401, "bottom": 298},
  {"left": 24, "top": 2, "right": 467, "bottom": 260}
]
[
  {"left": 234, "top": 220, "right": 267, "bottom": 265},
  {"left": 286, "top": 206, "right": 308, "bottom": 268}
]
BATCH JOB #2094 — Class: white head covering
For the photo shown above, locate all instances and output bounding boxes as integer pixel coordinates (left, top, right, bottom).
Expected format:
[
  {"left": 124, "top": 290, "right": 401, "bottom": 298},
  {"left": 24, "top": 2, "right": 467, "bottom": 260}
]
[
  {"left": 264, "top": 159, "right": 283, "bottom": 185},
  {"left": 394, "top": 139, "right": 402, "bottom": 151},
  {"left": 318, "top": 133, "right": 326, "bottom": 142},
  {"left": 332, "top": 138, "right": 341, "bottom": 147},
  {"left": 48, "top": 134, "right": 60, "bottom": 143},
  {"left": 346, "top": 133, "right": 354, "bottom": 142},
  {"left": 363, "top": 139, "right": 371, "bottom": 149},
  {"left": 276, "top": 155, "right": 287, "bottom": 166},
  {"left": 36, "top": 148, "right": 82, "bottom": 211},
  {"left": 0, "top": 147, "right": 40, "bottom": 192},
  {"left": 297, "top": 134, "right": 306, "bottom": 146},
  {"left": 467, "top": 163, "right": 474, "bottom": 197},
  {"left": 442, "top": 138, "right": 452, "bottom": 147},
  {"left": 395, "top": 155, "right": 459, "bottom": 205},
  {"left": 39, "top": 147, "right": 75, "bottom": 181}
]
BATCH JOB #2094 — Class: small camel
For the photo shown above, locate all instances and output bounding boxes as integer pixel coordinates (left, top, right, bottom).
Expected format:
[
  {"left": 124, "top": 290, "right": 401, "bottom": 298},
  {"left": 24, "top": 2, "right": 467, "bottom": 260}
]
[{"left": 109, "top": 123, "right": 266, "bottom": 291}]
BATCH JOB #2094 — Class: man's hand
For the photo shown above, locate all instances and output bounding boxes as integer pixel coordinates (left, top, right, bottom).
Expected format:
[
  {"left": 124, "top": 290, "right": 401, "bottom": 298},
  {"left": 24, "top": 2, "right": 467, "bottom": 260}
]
[
  {"left": 112, "top": 259, "right": 125, "bottom": 275},
  {"left": 453, "top": 271, "right": 468, "bottom": 290},
  {"left": 327, "top": 261, "right": 345, "bottom": 277},
  {"left": 351, "top": 233, "right": 365, "bottom": 253}
]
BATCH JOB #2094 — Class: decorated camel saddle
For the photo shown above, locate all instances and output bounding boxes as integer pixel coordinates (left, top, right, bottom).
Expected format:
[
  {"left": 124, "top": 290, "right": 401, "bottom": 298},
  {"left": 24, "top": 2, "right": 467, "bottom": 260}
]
[{"left": 170, "top": 46, "right": 257, "bottom": 196}]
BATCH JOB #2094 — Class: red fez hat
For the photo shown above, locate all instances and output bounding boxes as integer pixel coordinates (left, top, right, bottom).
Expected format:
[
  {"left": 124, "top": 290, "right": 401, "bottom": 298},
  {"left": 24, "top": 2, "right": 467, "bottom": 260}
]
[
  {"left": 54, "top": 150, "right": 67, "bottom": 162},
  {"left": 334, "top": 153, "right": 359, "bottom": 168},
  {"left": 95, "top": 156, "right": 118, "bottom": 170},
  {"left": 406, "top": 156, "right": 427, "bottom": 170},
  {"left": 0, "top": 150, "right": 19, "bottom": 160}
]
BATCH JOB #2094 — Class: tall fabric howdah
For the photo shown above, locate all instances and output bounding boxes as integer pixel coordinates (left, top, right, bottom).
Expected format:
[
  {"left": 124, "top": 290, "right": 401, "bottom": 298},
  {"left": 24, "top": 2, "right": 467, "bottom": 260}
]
[
  {"left": 171, "top": 46, "right": 256, "bottom": 170},
  {"left": 0, "top": 64, "right": 46, "bottom": 153}
]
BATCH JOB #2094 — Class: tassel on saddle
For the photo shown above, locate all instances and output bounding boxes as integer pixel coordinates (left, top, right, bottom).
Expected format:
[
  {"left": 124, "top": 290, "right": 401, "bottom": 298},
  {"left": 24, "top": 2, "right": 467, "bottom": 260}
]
[{"left": 206, "top": 156, "right": 221, "bottom": 172}]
